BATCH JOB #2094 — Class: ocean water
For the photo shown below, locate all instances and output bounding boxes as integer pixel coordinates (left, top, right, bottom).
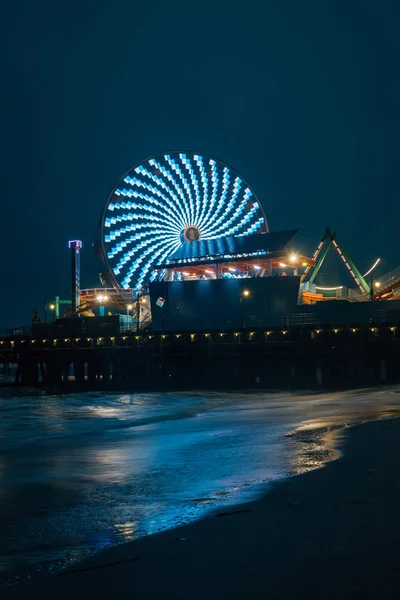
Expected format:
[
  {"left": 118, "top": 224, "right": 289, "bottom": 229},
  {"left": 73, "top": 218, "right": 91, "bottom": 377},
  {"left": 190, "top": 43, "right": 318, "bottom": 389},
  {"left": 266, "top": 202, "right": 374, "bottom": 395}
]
[{"left": 0, "top": 386, "right": 399, "bottom": 582}]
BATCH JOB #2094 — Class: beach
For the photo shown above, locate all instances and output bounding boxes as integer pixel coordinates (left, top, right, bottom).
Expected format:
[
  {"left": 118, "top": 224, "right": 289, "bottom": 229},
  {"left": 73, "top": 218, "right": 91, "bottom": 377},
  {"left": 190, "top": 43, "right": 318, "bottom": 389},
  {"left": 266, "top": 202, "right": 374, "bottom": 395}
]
[{"left": 4, "top": 411, "right": 400, "bottom": 598}]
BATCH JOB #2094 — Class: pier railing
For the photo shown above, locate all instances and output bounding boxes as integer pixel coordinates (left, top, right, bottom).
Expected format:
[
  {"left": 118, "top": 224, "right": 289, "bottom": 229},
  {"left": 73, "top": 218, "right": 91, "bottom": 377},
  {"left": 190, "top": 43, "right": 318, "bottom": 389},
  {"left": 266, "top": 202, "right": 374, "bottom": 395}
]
[{"left": 376, "top": 266, "right": 400, "bottom": 292}]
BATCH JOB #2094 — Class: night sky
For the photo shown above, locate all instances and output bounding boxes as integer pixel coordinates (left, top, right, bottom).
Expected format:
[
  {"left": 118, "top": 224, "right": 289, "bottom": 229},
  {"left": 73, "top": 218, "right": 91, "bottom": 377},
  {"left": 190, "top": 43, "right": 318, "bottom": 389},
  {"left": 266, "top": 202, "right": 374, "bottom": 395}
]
[{"left": 2, "top": 0, "right": 399, "bottom": 327}]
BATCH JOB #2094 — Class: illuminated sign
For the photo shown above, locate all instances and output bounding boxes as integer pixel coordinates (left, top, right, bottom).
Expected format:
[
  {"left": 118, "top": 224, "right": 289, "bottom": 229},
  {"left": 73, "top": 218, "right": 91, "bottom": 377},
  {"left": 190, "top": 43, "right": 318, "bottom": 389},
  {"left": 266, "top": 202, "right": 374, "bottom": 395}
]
[{"left": 183, "top": 226, "right": 200, "bottom": 242}]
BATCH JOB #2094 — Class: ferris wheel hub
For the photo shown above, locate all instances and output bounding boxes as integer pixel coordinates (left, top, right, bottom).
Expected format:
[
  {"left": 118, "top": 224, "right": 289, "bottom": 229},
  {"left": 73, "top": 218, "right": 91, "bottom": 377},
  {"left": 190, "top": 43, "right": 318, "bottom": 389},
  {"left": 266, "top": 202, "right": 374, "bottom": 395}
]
[{"left": 183, "top": 225, "right": 201, "bottom": 242}]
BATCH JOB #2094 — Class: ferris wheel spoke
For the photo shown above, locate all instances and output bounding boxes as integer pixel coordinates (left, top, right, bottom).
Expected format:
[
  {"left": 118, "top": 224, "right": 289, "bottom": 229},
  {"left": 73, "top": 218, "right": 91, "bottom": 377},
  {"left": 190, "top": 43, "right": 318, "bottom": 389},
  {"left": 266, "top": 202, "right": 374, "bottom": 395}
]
[
  {"left": 121, "top": 237, "right": 181, "bottom": 290},
  {"left": 106, "top": 195, "right": 183, "bottom": 231},
  {"left": 225, "top": 217, "right": 267, "bottom": 239},
  {"left": 104, "top": 219, "right": 180, "bottom": 241},
  {"left": 206, "top": 212, "right": 265, "bottom": 240},
  {"left": 151, "top": 157, "right": 192, "bottom": 226},
  {"left": 164, "top": 155, "right": 196, "bottom": 225},
  {"left": 203, "top": 167, "right": 231, "bottom": 231},
  {"left": 179, "top": 154, "right": 202, "bottom": 225},
  {"left": 133, "top": 239, "right": 182, "bottom": 291},
  {"left": 203, "top": 201, "right": 259, "bottom": 240},
  {"left": 197, "top": 159, "right": 220, "bottom": 229},
  {"left": 123, "top": 176, "right": 187, "bottom": 230},
  {"left": 130, "top": 165, "right": 190, "bottom": 228},
  {"left": 105, "top": 205, "right": 182, "bottom": 236},
  {"left": 111, "top": 189, "right": 184, "bottom": 231},
  {"left": 201, "top": 187, "right": 253, "bottom": 238},
  {"left": 193, "top": 155, "right": 210, "bottom": 228},
  {"left": 106, "top": 227, "right": 179, "bottom": 260},
  {"left": 200, "top": 176, "right": 243, "bottom": 235},
  {"left": 112, "top": 227, "right": 179, "bottom": 267},
  {"left": 105, "top": 207, "right": 180, "bottom": 229},
  {"left": 114, "top": 237, "right": 177, "bottom": 282}
]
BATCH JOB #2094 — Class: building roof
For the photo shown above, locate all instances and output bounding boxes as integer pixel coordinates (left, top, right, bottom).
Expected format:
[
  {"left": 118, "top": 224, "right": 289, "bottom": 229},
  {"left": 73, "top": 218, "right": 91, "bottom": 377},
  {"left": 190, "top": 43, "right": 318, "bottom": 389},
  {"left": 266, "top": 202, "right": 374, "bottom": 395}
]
[{"left": 155, "top": 229, "right": 299, "bottom": 268}]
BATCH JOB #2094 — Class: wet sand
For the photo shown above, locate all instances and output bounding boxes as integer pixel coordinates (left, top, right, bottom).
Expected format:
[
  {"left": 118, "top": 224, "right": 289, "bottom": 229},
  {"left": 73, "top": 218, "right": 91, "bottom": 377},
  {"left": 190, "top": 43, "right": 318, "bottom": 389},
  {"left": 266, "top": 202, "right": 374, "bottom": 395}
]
[{"left": 4, "top": 416, "right": 400, "bottom": 599}]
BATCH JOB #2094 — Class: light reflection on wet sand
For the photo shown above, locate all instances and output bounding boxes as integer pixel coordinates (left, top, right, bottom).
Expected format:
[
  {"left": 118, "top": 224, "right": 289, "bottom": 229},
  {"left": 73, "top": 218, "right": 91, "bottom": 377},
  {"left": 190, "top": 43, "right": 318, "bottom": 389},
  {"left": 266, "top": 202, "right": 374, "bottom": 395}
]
[
  {"left": 286, "top": 406, "right": 400, "bottom": 475},
  {"left": 0, "top": 386, "right": 400, "bottom": 584}
]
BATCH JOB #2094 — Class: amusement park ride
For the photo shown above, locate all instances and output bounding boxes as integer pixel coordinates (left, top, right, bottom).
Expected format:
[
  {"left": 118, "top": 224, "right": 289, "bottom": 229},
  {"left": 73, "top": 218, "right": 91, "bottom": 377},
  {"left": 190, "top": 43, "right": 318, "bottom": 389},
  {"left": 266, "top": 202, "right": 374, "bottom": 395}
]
[
  {"left": 44, "top": 152, "right": 400, "bottom": 325},
  {"left": 301, "top": 227, "right": 400, "bottom": 304}
]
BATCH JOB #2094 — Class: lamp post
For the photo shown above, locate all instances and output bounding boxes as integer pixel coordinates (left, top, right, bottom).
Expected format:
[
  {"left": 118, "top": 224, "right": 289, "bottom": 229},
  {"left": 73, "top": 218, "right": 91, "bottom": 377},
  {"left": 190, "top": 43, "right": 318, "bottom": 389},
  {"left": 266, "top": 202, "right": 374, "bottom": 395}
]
[
  {"left": 96, "top": 294, "right": 109, "bottom": 317},
  {"left": 240, "top": 287, "right": 250, "bottom": 329},
  {"left": 370, "top": 273, "right": 381, "bottom": 324},
  {"left": 289, "top": 253, "right": 299, "bottom": 276},
  {"left": 136, "top": 294, "right": 140, "bottom": 332},
  {"left": 127, "top": 304, "right": 133, "bottom": 331},
  {"left": 44, "top": 301, "right": 57, "bottom": 324}
]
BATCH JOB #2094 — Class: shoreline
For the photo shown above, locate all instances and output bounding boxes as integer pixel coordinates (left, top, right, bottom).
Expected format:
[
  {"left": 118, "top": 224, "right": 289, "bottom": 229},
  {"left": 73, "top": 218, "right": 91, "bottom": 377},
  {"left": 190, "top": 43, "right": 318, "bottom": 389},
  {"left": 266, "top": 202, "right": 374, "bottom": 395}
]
[
  {"left": 0, "top": 382, "right": 397, "bottom": 398},
  {"left": 4, "top": 415, "right": 400, "bottom": 599}
]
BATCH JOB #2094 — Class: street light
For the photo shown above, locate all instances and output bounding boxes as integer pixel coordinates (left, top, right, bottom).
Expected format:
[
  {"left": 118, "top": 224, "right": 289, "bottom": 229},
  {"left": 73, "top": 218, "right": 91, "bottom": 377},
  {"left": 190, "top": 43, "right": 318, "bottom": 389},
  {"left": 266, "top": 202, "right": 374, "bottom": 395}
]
[
  {"left": 289, "top": 254, "right": 300, "bottom": 275},
  {"left": 240, "top": 288, "right": 251, "bottom": 329},
  {"left": 126, "top": 304, "right": 134, "bottom": 332},
  {"left": 370, "top": 274, "right": 381, "bottom": 324},
  {"left": 44, "top": 301, "right": 57, "bottom": 323}
]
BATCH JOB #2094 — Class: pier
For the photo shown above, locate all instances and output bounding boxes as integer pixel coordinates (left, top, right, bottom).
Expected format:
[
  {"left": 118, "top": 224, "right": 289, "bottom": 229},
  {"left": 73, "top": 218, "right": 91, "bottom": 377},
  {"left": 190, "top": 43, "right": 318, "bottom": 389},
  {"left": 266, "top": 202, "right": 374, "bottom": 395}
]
[{"left": 1, "top": 325, "right": 399, "bottom": 391}]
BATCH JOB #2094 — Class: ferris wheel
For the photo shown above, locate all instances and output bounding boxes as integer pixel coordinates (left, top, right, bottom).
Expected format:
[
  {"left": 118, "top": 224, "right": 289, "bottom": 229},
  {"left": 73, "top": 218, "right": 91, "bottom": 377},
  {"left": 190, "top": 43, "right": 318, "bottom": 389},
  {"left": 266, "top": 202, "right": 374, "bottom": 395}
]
[{"left": 100, "top": 151, "right": 268, "bottom": 292}]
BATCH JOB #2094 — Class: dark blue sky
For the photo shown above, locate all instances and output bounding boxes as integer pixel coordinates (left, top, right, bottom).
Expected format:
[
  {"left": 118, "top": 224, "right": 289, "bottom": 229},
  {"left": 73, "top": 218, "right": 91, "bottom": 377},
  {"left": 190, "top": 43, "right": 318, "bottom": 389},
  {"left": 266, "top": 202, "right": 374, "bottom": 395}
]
[{"left": 2, "top": 0, "right": 399, "bottom": 326}]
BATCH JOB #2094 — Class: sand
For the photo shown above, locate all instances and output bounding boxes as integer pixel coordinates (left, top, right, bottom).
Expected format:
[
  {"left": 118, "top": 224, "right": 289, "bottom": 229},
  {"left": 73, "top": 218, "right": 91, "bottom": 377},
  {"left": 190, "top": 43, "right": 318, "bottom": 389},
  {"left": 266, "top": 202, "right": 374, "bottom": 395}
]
[{"left": 4, "top": 417, "right": 400, "bottom": 599}]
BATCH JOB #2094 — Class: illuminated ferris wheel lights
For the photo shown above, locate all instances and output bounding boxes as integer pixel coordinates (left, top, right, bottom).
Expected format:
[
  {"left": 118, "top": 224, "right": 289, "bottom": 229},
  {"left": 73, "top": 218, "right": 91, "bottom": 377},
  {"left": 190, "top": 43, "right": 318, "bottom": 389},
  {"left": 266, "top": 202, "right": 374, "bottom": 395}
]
[{"left": 101, "top": 152, "right": 268, "bottom": 292}]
